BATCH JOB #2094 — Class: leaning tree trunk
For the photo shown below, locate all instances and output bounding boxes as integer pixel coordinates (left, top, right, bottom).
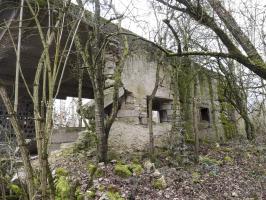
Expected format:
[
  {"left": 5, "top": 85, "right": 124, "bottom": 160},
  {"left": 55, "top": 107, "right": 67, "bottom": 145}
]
[{"left": 240, "top": 109, "right": 255, "bottom": 140}]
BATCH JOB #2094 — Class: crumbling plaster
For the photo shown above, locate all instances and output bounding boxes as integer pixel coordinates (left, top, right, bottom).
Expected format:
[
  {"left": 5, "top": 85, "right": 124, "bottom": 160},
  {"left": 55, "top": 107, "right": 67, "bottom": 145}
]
[{"left": 108, "top": 52, "right": 230, "bottom": 152}]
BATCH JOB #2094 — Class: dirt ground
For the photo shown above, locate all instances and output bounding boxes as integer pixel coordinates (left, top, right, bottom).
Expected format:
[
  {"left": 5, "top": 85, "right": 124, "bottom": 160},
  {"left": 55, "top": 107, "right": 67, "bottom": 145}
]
[{"left": 49, "top": 135, "right": 266, "bottom": 200}]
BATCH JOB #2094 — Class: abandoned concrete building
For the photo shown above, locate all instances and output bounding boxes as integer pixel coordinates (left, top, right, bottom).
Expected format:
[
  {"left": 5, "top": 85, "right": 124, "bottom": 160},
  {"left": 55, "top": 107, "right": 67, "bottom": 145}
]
[
  {"left": 0, "top": 1, "right": 241, "bottom": 153},
  {"left": 107, "top": 54, "right": 238, "bottom": 153}
]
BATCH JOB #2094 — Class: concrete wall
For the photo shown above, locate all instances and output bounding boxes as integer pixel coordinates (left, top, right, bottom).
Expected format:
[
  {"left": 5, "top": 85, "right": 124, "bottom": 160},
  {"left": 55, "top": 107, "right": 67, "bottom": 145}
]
[{"left": 108, "top": 52, "right": 233, "bottom": 152}]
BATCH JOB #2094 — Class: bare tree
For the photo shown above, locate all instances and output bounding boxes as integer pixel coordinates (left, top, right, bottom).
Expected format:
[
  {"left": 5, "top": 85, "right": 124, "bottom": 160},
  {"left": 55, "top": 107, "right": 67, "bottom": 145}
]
[
  {"left": 75, "top": 0, "right": 129, "bottom": 163},
  {"left": 0, "top": 0, "right": 85, "bottom": 198},
  {"left": 154, "top": 0, "right": 266, "bottom": 80}
]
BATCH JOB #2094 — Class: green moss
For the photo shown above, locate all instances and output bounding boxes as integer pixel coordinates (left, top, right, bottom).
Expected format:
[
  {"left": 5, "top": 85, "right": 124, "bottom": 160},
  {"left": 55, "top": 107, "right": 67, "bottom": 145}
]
[
  {"left": 177, "top": 59, "right": 194, "bottom": 138},
  {"left": 199, "top": 155, "right": 222, "bottom": 166},
  {"left": 217, "top": 81, "right": 238, "bottom": 140},
  {"left": 192, "top": 172, "right": 201, "bottom": 183},
  {"left": 55, "top": 176, "right": 71, "bottom": 200},
  {"left": 220, "top": 111, "right": 237, "bottom": 140},
  {"left": 87, "top": 163, "right": 97, "bottom": 176},
  {"left": 107, "top": 191, "right": 125, "bottom": 200},
  {"left": 114, "top": 164, "right": 132, "bottom": 178},
  {"left": 55, "top": 167, "right": 71, "bottom": 200},
  {"left": 131, "top": 154, "right": 142, "bottom": 164},
  {"left": 75, "top": 129, "right": 97, "bottom": 151},
  {"left": 152, "top": 176, "right": 167, "bottom": 189},
  {"left": 9, "top": 184, "right": 23, "bottom": 196},
  {"left": 208, "top": 76, "right": 219, "bottom": 140},
  {"left": 75, "top": 187, "right": 84, "bottom": 200},
  {"left": 223, "top": 147, "right": 233, "bottom": 152},
  {"left": 55, "top": 167, "right": 68, "bottom": 177},
  {"left": 87, "top": 163, "right": 104, "bottom": 178},
  {"left": 95, "top": 168, "right": 104, "bottom": 178},
  {"left": 107, "top": 184, "right": 120, "bottom": 193},
  {"left": 129, "top": 163, "right": 143, "bottom": 175},
  {"left": 98, "top": 185, "right": 106, "bottom": 192},
  {"left": 223, "top": 156, "right": 233, "bottom": 164}
]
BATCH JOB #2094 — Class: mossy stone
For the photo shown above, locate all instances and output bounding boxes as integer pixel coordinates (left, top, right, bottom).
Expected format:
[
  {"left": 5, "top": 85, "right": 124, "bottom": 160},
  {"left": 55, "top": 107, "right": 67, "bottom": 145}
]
[
  {"left": 114, "top": 164, "right": 132, "bottom": 178},
  {"left": 129, "top": 163, "right": 143, "bottom": 175},
  {"left": 152, "top": 176, "right": 167, "bottom": 189}
]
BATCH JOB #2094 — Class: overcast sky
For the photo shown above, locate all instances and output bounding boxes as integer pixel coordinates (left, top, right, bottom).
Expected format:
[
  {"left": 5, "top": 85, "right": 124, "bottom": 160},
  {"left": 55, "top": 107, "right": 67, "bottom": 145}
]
[{"left": 110, "top": 0, "right": 157, "bottom": 37}]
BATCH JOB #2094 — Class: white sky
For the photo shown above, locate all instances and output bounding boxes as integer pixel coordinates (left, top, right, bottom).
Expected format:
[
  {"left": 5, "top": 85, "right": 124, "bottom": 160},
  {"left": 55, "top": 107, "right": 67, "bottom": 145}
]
[{"left": 110, "top": 0, "right": 157, "bottom": 37}]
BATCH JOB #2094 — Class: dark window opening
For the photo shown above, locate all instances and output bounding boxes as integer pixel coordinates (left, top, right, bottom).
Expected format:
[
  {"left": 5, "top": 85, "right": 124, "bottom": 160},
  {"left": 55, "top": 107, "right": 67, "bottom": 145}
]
[
  {"left": 159, "top": 110, "right": 168, "bottom": 122},
  {"left": 200, "top": 107, "right": 210, "bottom": 122},
  {"left": 147, "top": 97, "right": 172, "bottom": 123}
]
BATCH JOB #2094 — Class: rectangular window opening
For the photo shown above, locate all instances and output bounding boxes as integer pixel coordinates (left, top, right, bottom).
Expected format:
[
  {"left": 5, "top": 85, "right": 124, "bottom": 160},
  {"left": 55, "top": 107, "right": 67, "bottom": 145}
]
[
  {"left": 147, "top": 97, "right": 172, "bottom": 124},
  {"left": 200, "top": 107, "right": 210, "bottom": 122}
]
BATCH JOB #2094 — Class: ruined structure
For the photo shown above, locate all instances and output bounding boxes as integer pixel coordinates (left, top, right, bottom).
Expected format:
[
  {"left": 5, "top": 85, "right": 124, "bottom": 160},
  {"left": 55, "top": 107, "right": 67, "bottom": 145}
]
[
  {"left": 107, "top": 52, "right": 238, "bottom": 152},
  {"left": 0, "top": 1, "right": 240, "bottom": 153}
]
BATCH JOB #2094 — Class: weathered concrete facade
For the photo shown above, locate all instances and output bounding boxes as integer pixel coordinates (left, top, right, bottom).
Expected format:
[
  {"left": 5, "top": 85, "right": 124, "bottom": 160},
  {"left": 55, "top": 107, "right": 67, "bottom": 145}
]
[{"left": 107, "top": 51, "right": 234, "bottom": 153}]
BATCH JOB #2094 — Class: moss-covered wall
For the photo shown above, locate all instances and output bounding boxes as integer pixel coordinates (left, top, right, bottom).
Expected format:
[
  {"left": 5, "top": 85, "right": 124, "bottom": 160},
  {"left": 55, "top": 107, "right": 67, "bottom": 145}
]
[
  {"left": 217, "top": 81, "right": 238, "bottom": 140},
  {"left": 176, "top": 61, "right": 239, "bottom": 142},
  {"left": 177, "top": 58, "right": 194, "bottom": 139}
]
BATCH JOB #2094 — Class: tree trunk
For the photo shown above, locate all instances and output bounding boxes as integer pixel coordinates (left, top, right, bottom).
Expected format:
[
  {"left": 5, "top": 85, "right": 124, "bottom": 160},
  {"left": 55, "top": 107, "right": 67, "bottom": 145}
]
[
  {"left": 193, "top": 76, "right": 199, "bottom": 163},
  {"left": 78, "top": 67, "right": 83, "bottom": 128},
  {"left": 14, "top": 0, "right": 24, "bottom": 112},
  {"left": 94, "top": 90, "right": 107, "bottom": 162},
  {"left": 148, "top": 97, "right": 155, "bottom": 156},
  {"left": 207, "top": 0, "right": 263, "bottom": 62},
  {"left": 241, "top": 109, "right": 255, "bottom": 140},
  {"left": 148, "top": 61, "right": 160, "bottom": 157},
  {"left": 0, "top": 84, "right": 35, "bottom": 200},
  {"left": 170, "top": 62, "right": 180, "bottom": 150}
]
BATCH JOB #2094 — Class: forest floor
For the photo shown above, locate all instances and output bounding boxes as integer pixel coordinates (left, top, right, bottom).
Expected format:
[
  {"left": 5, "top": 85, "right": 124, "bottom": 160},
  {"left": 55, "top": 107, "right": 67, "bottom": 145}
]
[{"left": 49, "top": 135, "right": 266, "bottom": 200}]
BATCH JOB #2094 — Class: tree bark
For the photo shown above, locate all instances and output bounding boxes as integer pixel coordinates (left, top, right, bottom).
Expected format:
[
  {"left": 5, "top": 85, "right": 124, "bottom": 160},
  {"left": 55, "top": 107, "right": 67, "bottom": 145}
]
[
  {"left": 148, "top": 60, "right": 161, "bottom": 157},
  {"left": 14, "top": 0, "right": 24, "bottom": 112},
  {"left": 78, "top": 66, "right": 83, "bottom": 128},
  {"left": 193, "top": 76, "right": 199, "bottom": 163},
  {"left": 207, "top": 0, "right": 263, "bottom": 62},
  {"left": 155, "top": 0, "right": 266, "bottom": 80},
  {"left": 0, "top": 83, "right": 35, "bottom": 200},
  {"left": 94, "top": 87, "right": 107, "bottom": 162}
]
